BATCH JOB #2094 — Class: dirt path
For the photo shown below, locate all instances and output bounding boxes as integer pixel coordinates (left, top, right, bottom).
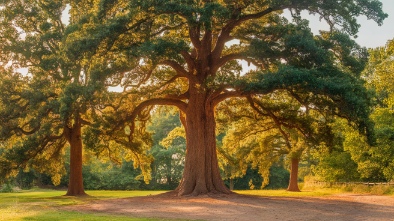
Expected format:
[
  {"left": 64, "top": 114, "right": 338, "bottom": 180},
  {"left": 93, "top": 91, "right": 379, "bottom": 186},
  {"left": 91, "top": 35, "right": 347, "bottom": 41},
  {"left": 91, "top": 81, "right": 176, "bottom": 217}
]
[{"left": 65, "top": 192, "right": 394, "bottom": 221}]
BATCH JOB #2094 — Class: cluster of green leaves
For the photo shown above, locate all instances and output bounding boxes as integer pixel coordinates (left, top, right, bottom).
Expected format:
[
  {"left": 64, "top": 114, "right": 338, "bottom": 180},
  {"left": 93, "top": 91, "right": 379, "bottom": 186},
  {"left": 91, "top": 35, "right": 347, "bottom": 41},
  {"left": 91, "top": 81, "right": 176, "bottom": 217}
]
[
  {"left": 147, "top": 108, "right": 186, "bottom": 189},
  {"left": 81, "top": 159, "right": 143, "bottom": 190},
  {"left": 216, "top": 22, "right": 375, "bottom": 187},
  {"left": 0, "top": 0, "right": 153, "bottom": 189},
  {"left": 3, "top": 152, "right": 147, "bottom": 191},
  {"left": 355, "top": 39, "right": 394, "bottom": 181},
  {"left": 310, "top": 39, "right": 394, "bottom": 183},
  {"left": 0, "top": 0, "right": 70, "bottom": 184}
]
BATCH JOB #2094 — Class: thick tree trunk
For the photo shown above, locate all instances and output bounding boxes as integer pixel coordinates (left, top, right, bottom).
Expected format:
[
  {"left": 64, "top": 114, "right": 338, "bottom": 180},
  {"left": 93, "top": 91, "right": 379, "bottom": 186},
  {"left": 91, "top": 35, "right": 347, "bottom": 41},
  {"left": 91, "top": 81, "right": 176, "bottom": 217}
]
[
  {"left": 175, "top": 88, "right": 231, "bottom": 196},
  {"left": 64, "top": 121, "right": 86, "bottom": 196},
  {"left": 287, "top": 158, "right": 300, "bottom": 192}
]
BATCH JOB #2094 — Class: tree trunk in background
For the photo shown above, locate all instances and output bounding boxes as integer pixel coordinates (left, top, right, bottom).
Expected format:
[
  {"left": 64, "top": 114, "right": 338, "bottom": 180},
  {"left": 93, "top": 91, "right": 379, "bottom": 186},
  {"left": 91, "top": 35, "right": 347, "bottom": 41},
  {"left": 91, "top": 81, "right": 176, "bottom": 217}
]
[
  {"left": 287, "top": 158, "right": 301, "bottom": 192},
  {"left": 229, "top": 178, "right": 234, "bottom": 191},
  {"left": 166, "top": 156, "right": 173, "bottom": 188},
  {"left": 175, "top": 89, "right": 231, "bottom": 196},
  {"left": 64, "top": 120, "right": 86, "bottom": 196}
]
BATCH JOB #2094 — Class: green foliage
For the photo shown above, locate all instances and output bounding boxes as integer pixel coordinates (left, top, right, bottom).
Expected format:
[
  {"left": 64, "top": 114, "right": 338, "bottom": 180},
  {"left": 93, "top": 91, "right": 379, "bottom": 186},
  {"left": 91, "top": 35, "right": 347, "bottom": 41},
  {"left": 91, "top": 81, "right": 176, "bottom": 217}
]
[
  {"left": 0, "top": 0, "right": 154, "bottom": 188},
  {"left": 312, "top": 149, "right": 360, "bottom": 182},
  {"left": 223, "top": 164, "right": 290, "bottom": 190},
  {"left": 326, "top": 39, "right": 394, "bottom": 183},
  {"left": 1, "top": 0, "right": 387, "bottom": 194},
  {"left": 264, "top": 164, "right": 291, "bottom": 189},
  {"left": 82, "top": 159, "right": 142, "bottom": 190},
  {"left": 217, "top": 29, "right": 375, "bottom": 188},
  {"left": 147, "top": 108, "right": 186, "bottom": 189},
  {"left": 363, "top": 40, "right": 394, "bottom": 181},
  {"left": 0, "top": 0, "right": 82, "bottom": 184},
  {"left": 14, "top": 168, "right": 52, "bottom": 189},
  {"left": 0, "top": 182, "right": 14, "bottom": 193}
]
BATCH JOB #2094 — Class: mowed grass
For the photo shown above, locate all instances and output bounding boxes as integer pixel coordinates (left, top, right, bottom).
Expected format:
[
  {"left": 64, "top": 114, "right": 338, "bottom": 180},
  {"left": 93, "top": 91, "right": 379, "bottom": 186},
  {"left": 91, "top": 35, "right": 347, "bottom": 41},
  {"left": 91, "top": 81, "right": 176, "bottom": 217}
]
[{"left": 0, "top": 189, "right": 167, "bottom": 221}]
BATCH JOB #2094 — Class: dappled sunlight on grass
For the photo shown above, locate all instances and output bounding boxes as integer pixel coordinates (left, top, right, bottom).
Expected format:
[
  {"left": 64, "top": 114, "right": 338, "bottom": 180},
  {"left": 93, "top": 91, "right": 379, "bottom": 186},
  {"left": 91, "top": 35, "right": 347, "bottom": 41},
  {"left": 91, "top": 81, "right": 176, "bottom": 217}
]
[
  {"left": 19, "top": 211, "right": 163, "bottom": 221},
  {"left": 0, "top": 189, "right": 168, "bottom": 221},
  {"left": 0, "top": 202, "right": 39, "bottom": 221},
  {"left": 0, "top": 189, "right": 167, "bottom": 206}
]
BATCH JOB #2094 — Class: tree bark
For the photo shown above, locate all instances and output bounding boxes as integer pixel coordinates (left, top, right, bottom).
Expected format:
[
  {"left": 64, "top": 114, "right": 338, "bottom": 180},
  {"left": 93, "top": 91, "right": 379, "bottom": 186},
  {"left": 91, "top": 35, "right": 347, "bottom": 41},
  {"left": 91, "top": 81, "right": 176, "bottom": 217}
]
[
  {"left": 175, "top": 87, "right": 231, "bottom": 196},
  {"left": 287, "top": 157, "right": 301, "bottom": 192},
  {"left": 64, "top": 120, "right": 86, "bottom": 196}
]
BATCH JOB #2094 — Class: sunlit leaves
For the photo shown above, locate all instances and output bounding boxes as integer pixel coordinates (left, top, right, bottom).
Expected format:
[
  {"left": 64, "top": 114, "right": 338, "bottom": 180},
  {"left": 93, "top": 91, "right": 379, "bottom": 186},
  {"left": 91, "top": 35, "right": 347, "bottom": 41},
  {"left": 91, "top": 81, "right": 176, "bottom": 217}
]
[
  {"left": 0, "top": 0, "right": 154, "bottom": 188},
  {"left": 366, "top": 39, "right": 394, "bottom": 107},
  {"left": 1, "top": 0, "right": 387, "bottom": 190}
]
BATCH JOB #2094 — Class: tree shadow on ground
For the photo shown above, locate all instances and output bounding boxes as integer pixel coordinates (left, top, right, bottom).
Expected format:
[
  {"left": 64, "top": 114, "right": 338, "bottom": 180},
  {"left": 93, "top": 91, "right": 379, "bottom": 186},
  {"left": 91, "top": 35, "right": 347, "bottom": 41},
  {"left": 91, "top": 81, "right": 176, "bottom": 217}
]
[{"left": 63, "top": 192, "right": 394, "bottom": 221}]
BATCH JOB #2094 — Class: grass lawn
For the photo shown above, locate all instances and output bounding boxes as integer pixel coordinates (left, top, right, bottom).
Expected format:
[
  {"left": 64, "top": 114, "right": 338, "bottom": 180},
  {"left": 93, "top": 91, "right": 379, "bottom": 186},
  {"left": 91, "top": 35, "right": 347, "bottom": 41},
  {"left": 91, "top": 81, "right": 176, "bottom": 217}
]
[{"left": 0, "top": 189, "right": 167, "bottom": 221}]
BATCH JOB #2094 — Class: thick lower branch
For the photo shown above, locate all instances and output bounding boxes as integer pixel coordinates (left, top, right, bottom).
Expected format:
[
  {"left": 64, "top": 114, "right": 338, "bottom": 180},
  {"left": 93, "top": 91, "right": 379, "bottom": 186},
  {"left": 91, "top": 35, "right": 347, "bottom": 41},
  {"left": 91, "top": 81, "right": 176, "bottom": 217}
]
[
  {"left": 211, "top": 90, "right": 245, "bottom": 106},
  {"left": 161, "top": 60, "right": 190, "bottom": 77},
  {"left": 130, "top": 98, "right": 188, "bottom": 120}
]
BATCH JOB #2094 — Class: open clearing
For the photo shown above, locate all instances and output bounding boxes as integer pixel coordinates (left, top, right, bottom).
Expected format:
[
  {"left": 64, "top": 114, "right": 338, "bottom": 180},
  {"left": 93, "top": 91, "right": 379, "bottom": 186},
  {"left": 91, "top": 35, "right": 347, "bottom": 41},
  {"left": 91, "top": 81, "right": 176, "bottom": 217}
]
[
  {"left": 65, "top": 191, "right": 394, "bottom": 221},
  {"left": 2, "top": 189, "right": 394, "bottom": 220}
]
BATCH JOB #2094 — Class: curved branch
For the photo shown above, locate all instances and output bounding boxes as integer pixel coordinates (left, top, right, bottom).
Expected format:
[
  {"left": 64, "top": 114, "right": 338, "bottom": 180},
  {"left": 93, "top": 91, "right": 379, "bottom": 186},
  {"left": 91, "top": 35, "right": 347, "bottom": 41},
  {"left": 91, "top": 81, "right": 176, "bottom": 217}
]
[
  {"left": 165, "top": 91, "right": 189, "bottom": 100},
  {"left": 246, "top": 95, "right": 266, "bottom": 117},
  {"left": 150, "top": 22, "right": 186, "bottom": 38},
  {"left": 211, "top": 90, "right": 245, "bottom": 106},
  {"left": 247, "top": 96, "right": 292, "bottom": 149},
  {"left": 120, "top": 65, "right": 157, "bottom": 89},
  {"left": 15, "top": 126, "right": 40, "bottom": 136},
  {"left": 25, "top": 134, "right": 65, "bottom": 165},
  {"left": 214, "top": 53, "right": 245, "bottom": 72},
  {"left": 120, "top": 98, "right": 188, "bottom": 141},
  {"left": 212, "top": 7, "right": 277, "bottom": 60},
  {"left": 80, "top": 117, "right": 91, "bottom": 126},
  {"left": 189, "top": 26, "right": 201, "bottom": 50},
  {"left": 128, "top": 98, "right": 188, "bottom": 122},
  {"left": 180, "top": 50, "right": 195, "bottom": 73},
  {"left": 159, "top": 74, "right": 186, "bottom": 89},
  {"left": 160, "top": 60, "right": 190, "bottom": 77}
]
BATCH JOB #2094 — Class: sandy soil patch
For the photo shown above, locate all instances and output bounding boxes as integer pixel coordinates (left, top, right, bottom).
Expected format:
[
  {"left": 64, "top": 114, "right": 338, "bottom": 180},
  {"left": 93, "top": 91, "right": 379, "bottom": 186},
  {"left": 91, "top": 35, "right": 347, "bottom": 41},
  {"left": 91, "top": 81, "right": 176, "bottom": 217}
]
[{"left": 65, "top": 192, "right": 394, "bottom": 221}]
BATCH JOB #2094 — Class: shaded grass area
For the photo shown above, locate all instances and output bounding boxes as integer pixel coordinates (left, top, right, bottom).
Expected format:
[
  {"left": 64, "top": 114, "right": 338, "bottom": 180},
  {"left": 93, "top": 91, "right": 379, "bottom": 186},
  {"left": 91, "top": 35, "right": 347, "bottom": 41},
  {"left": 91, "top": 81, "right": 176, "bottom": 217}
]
[{"left": 0, "top": 189, "right": 167, "bottom": 221}]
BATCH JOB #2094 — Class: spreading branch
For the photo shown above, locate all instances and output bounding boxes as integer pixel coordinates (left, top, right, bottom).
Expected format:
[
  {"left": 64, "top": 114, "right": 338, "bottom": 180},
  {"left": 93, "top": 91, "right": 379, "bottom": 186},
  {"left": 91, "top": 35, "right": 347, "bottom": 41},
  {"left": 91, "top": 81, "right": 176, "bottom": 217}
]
[
  {"left": 212, "top": 7, "right": 277, "bottom": 60},
  {"left": 212, "top": 90, "right": 245, "bottom": 106},
  {"left": 160, "top": 60, "right": 190, "bottom": 77}
]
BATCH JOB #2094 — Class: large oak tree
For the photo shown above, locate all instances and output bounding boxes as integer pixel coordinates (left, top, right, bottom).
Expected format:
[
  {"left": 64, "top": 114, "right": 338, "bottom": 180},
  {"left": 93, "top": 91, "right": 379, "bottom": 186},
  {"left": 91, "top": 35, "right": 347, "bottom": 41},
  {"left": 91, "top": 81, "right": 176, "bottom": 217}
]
[
  {"left": 0, "top": 0, "right": 151, "bottom": 196},
  {"left": 66, "top": 0, "right": 386, "bottom": 196}
]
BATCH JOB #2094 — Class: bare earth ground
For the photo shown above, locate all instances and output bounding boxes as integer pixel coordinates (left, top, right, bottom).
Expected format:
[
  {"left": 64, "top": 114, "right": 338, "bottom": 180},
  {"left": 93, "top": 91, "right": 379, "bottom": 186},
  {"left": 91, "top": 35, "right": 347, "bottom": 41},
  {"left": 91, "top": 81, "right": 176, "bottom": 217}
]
[{"left": 65, "top": 192, "right": 394, "bottom": 221}]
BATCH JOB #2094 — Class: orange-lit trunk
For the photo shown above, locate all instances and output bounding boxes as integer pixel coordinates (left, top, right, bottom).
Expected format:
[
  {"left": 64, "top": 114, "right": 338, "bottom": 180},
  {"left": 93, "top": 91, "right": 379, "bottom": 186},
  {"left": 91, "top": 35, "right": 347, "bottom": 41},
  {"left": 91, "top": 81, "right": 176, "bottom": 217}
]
[
  {"left": 64, "top": 120, "right": 86, "bottom": 196},
  {"left": 176, "top": 85, "right": 230, "bottom": 196},
  {"left": 287, "top": 157, "right": 300, "bottom": 192}
]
